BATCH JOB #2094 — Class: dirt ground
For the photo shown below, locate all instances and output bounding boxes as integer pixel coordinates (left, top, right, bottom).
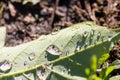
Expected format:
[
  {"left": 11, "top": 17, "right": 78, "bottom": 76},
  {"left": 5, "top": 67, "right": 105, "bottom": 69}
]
[{"left": 0, "top": 0, "right": 120, "bottom": 77}]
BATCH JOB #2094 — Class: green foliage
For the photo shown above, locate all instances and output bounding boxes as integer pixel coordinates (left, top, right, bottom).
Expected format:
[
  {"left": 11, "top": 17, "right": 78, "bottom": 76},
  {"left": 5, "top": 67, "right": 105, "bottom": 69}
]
[
  {"left": 85, "top": 55, "right": 114, "bottom": 80},
  {"left": 0, "top": 22, "right": 120, "bottom": 80}
]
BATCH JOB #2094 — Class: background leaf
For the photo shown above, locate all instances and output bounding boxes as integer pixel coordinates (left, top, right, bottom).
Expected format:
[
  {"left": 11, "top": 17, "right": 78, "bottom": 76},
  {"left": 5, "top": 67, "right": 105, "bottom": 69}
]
[
  {"left": 11, "top": 0, "right": 40, "bottom": 5},
  {"left": 0, "top": 22, "right": 120, "bottom": 80}
]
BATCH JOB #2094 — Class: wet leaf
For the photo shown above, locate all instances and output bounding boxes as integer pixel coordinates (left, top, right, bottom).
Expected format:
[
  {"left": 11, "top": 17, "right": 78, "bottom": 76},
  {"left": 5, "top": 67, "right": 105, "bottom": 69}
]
[{"left": 0, "top": 22, "right": 120, "bottom": 79}]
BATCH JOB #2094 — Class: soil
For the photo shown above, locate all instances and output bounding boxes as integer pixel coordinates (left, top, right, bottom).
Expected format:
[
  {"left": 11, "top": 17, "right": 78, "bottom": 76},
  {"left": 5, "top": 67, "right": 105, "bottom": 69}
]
[{"left": 0, "top": 0, "right": 120, "bottom": 77}]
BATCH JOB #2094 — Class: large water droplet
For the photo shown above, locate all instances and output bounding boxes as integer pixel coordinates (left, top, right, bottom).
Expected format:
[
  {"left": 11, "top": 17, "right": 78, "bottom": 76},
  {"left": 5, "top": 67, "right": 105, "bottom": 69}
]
[
  {"left": 28, "top": 53, "right": 35, "bottom": 61},
  {"left": 46, "top": 45, "right": 61, "bottom": 55},
  {"left": 0, "top": 60, "right": 12, "bottom": 72}
]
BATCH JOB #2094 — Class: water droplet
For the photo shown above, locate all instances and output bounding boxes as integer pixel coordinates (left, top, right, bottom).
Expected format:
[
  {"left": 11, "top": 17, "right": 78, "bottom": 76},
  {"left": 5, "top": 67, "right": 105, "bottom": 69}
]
[
  {"left": 108, "top": 35, "right": 112, "bottom": 41},
  {"left": 28, "top": 53, "right": 35, "bottom": 61},
  {"left": 46, "top": 45, "right": 61, "bottom": 55},
  {"left": 61, "top": 70, "right": 65, "bottom": 75},
  {"left": 91, "top": 30, "right": 95, "bottom": 35},
  {"left": 84, "top": 42, "right": 88, "bottom": 48},
  {"left": 75, "top": 41, "right": 82, "bottom": 52},
  {"left": 27, "top": 73, "right": 32, "bottom": 77},
  {"left": 101, "top": 36, "right": 105, "bottom": 41},
  {"left": 98, "top": 32, "right": 101, "bottom": 36},
  {"left": 0, "top": 60, "right": 12, "bottom": 72},
  {"left": 83, "top": 31, "right": 89, "bottom": 37},
  {"left": 68, "top": 69, "right": 71, "bottom": 72},
  {"left": 65, "top": 51, "right": 69, "bottom": 56},
  {"left": 24, "top": 61, "right": 27, "bottom": 66}
]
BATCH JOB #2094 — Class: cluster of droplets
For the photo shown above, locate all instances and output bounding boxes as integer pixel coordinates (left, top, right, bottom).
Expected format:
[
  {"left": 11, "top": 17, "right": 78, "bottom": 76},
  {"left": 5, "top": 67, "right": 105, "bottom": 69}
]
[{"left": 23, "top": 52, "right": 36, "bottom": 67}]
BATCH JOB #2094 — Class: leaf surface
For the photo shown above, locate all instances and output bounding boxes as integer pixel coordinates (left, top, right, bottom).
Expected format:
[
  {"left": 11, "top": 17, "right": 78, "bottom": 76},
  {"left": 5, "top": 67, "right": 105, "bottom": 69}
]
[{"left": 0, "top": 22, "right": 120, "bottom": 80}]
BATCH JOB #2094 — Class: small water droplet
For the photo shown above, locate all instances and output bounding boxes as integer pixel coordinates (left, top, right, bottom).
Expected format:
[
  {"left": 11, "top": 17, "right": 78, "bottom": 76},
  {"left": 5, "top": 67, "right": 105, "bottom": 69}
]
[
  {"left": 96, "top": 32, "right": 101, "bottom": 42},
  {"left": 0, "top": 60, "right": 12, "bottom": 72},
  {"left": 108, "top": 35, "right": 112, "bottom": 41},
  {"left": 24, "top": 61, "right": 27, "bottom": 66},
  {"left": 91, "top": 30, "right": 95, "bottom": 35},
  {"left": 85, "top": 42, "right": 88, "bottom": 48},
  {"left": 65, "top": 51, "right": 69, "bottom": 56},
  {"left": 19, "top": 78, "right": 24, "bottom": 80},
  {"left": 27, "top": 73, "right": 32, "bottom": 77},
  {"left": 46, "top": 45, "right": 61, "bottom": 55},
  {"left": 61, "top": 70, "right": 65, "bottom": 75},
  {"left": 83, "top": 31, "right": 89, "bottom": 37},
  {"left": 68, "top": 69, "right": 71, "bottom": 72},
  {"left": 75, "top": 41, "right": 82, "bottom": 52},
  {"left": 28, "top": 53, "right": 35, "bottom": 61},
  {"left": 98, "top": 32, "right": 101, "bottom": 36}
]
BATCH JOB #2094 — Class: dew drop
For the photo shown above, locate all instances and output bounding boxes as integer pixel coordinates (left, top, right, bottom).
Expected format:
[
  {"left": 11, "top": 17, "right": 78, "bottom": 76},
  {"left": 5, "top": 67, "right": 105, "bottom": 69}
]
[
  {"left": 28, "top": 53, "right": 35, "bottom": 61},
  {"left": 24, "top": 61, "right": 27, "bottom": 66},
  {"left": 61, "top": 70, "right": 65, "bottom": 75},
  {"left": 46, "top": 45, "right": 61, "bottom": 55},
  {"left": 27, "top": 73, "right": 32, "bottom": 77},
  {"left": 108, "top": 35, "right": 112, "bottom": 41},
  {"left": 85, "top": 42, "right": 88, "bottom": 47},
  {"left": 83, "top": 31, "right": 89, "bottom": 37},
  {"left": 45, "top": 62, "right": 52, "bottom": 67},
  {"left": 65, "top": 51, "right": 69, "bottom": 56},
  {"left": 0, "top": 60, "right": 12, "bottom": 72},
  {"left": 68, "top": 69, "right": 71, "bottom": 72},
  {"left": 91, "top": 30, "right": 95, "bottom": 35},
  {"left": 98, "top": 32, "right": 101, "bottom": 36},
  {"left": 75, "top": 41, "right": 82, "bottom": 52}
]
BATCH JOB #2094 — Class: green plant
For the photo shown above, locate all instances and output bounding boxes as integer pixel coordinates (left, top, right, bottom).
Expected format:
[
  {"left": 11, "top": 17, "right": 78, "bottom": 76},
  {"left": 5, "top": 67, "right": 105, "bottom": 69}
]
[{"left": 85, "top": 55, "right": 114, "bottom": 80}]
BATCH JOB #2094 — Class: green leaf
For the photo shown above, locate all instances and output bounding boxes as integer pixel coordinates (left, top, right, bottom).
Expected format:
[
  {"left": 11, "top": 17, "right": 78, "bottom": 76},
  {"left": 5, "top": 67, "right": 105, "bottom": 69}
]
[
  {"left": 0, "top": 22, "right": 120, "bottom": 80},
  {"left": 98, "top": 53, "right": 109, "bottom": 66},
  {"left": 90, "top": 55, "right": 97, "bottom": 73},
  {"left": 105, "top": 66, "right": 114, "bottom": 78}
]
